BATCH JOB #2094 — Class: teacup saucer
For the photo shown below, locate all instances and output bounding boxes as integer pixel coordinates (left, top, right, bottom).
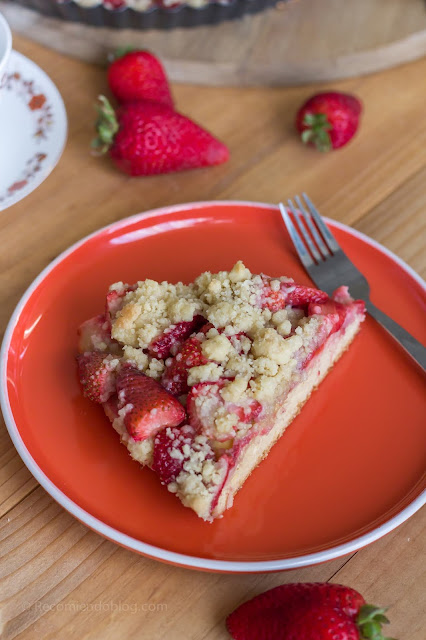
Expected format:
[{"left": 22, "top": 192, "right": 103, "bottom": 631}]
[{"left": 0, "top": 50, "right": 67, "bottom": 211}]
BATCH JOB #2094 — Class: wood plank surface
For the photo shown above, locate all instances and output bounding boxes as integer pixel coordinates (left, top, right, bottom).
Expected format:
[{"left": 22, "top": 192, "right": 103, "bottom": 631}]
[
  {"left": 1, "top": 489, "right": 424, "bottom": 639},
  {"left": 0, "top": 487, "right": 353, "bottom": 640},
  {"left": 1, "top": 0, "right": 426, "bottom": 85},
  {"left": 0, "top": 32, "right": 425, "bottom": 640}
]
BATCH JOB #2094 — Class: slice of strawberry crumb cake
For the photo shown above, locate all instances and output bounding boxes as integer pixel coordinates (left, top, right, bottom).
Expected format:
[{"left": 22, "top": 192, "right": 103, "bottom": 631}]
[{"left": 77, "top": 261, "right": 365, "bottom": 521}]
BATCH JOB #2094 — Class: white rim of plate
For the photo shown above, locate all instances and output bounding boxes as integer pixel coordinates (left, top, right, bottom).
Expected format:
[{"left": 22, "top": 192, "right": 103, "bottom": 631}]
[
  {"left": 0, "top": 50, "right": 68, "bottom": 212},
  {"left": 1, "top": 200, "right": 425, "bottom": 572},
  {"left": 0, "top": 12, "right": 12, "bottom": 71}
]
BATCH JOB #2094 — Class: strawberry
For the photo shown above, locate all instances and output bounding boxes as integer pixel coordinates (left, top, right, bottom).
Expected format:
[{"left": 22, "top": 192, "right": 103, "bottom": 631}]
[
  {"left": 228, "top": 332, "right": 251, "bottom": 355},
  {"left": 108, "top": 49, "right": 173, "bottom": 108},
  {"left": 103, "top": 0, "right": 126, "bottom": 8},
  {"left": 296, "top": 91, "right": 362, "bottom": 151},
  {"left": 332, "top": 285, "right": 352, "bottom": 305},
  {"left": 105, "top": 290, "right": 124, "bottom": 321},
  {"left": 230, "top": 400, "right": 262, "bottom": 424},
  {"left": 148, "top": 315, "right": 206, "bottom": 359},
  {"left": 105, "top": 283, "right": 136, "bottom": 328},
  {"left": 77, "top": 314, "right": 113, "bottom": 353},
  {"left": 307, "top": 298, "right": 365, "bottom": 341},
  {"left": 187, "top": 380, "right": 225, "bottom": 434},
  {"left": 152, "top": 426, "right": 190, "bottom": 485},
  {"left": 260, "top": 278, "right": 328, "bottom": 312},
  {"left": 92, "top": 96, "right": 229, "bottom": 176},
  {"left": 226, "top": 582, "right": 393, "bottom": 640},
  {"left": 332, "top": 286, "right": 366, "bottom": 316},
  {"left": 286, "top": 285, "right": 329, "bottom": 307},
  {"left": 116, "top": 363, "right": 185, "bottom": 440},
  {"left": 308, "top": 299, "right": 347, "bottom": 333},
  {"left": 103, "top": 394, "right": 119, "bottom": 421},
  {"left": 153, "top": 424, "right": 195, "bottom": 485},
  {"left": 162, "top": 336, "right": 207, "bottom": 396},
  {"left": 77, "top": 352, "right": 117, "bottom": 403},
  {"left": 153, "top": 423, "right": 217, "bottom": 486}
]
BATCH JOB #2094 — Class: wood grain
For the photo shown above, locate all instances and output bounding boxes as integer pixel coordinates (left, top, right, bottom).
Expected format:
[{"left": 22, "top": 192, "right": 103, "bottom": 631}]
[
  {"left": 0, "top": 487, "right": 353, "bottom": 640},
  {"left": 1, "top": 0, "right": 426, "bottom": 85},
  {"left": 354, "top": 166, "right": 426, "bottom": 279},
  {"left": 0, "top": 33, "right": 425, "bottom": 640},
  {"left": 0, "top": 489, "right": 424, "bottom": 639},
  {"left": 330, "top": 507, "right": 426, "bottom": 640},
  {"left": 0, "top": 429, "right": 37, "bottom": 518}
]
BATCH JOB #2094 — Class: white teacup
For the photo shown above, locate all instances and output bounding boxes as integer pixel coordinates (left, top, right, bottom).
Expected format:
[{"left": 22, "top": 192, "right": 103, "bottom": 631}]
[{"left": 0, "top": 12, "right": 12, "bottom": 97}]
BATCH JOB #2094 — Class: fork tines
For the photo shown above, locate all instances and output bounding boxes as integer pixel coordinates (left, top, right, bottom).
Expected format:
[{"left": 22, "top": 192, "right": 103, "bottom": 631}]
[{"left": 279, "top": 193, "right": 340, "bottom": 268}]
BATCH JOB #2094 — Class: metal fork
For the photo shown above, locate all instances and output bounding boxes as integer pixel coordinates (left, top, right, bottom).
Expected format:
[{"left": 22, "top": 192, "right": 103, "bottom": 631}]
[{"left": 279, "top": 194, "right": 426, "bottom": 370}]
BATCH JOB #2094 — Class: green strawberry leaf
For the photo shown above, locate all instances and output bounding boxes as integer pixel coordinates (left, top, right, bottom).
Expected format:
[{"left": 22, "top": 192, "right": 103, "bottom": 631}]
[
  {"left": 358, "top": 605, "right": 388, "bottom": 623},
  {"left": 300, "top": 112, "right": 332, "bottom": 152},
  {"left": 301, "top": 129, "right": 314, "bottom": 144},
  {"left": 357, "top": 604, "right": 395, "bottom": 640},
  {"left": 107, "top": 46, "right": 137, "bottom": 64},
  {"left": 92, "top": 95, "right": 119, "bottom": 155}
]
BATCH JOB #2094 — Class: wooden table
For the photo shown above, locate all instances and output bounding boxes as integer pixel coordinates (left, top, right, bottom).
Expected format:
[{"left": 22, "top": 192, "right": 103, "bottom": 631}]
[{"left": 1, "top": 34, "right": 425, "bottom": 640}]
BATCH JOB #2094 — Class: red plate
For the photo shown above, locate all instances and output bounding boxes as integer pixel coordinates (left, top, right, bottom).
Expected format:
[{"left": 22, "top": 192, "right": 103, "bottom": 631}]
[{"left": 1, "top": 202, "right": 425, "bottom": 572}]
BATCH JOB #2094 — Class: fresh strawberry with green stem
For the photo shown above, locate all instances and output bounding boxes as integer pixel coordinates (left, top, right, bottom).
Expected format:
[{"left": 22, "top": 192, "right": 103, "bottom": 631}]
[
  {"left": 116, "top": 363, "right": 185, "bottom": 440},
  {"left": 296, "top": 91, "right": 362, "bottom": 151},
  {"left": 92, "top": 96, "right": 229, "bottom": 176},
  {"left": 77, "top": 352, "right": 117, "bottom": 403},
  {"left": 108, "top": 49, "right": 173, "bottom": 108},
  {"left": 226, "top": 582, "right": 395, "bottom": 640}
]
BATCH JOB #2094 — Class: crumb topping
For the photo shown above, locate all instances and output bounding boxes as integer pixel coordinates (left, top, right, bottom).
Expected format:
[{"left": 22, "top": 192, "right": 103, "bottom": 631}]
[
  {"left": 109, "top": 261, "right": 329, "bottom": 409},
  {"left": 187, "top": 362, "right": 224, "bottom": 386},
  {"left": 161, "top": 426, "right": 224, "bottom": 512},
  {"left": 112, "top": 278, "right": 202, "bottom": 348},
  {"left": 201, "top": 333, "right": 235, "bottom": 362}
]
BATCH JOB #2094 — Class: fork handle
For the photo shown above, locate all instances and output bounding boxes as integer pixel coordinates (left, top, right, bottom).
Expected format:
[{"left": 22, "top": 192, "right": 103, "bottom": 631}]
[{"left": 365, "top": 301, "right": 426, "bottom": 370}]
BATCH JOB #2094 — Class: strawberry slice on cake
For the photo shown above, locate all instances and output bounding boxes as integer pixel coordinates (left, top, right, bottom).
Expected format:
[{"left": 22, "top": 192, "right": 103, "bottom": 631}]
[{"left": 77, "top": 261, "right": 365, "bottom": 521}]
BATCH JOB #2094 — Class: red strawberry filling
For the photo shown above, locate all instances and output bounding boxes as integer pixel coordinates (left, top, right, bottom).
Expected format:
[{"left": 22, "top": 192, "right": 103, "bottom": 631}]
[
  {"left": 162, "top": 335, "right": 208, "bottom": 396},
  {"left": 152, "top": 424, "right": 214, "bottom": 485},
  {"left": 230, "top": 400, "right": 262, "bottom": 423},
  {"left": 188, "top": 381, "right": 263, "bottom": 442},
  {"left": 148, "top": 314, "right": 206, "bottom": 360},
  {"left": 153, "top": 425, "right": 193, "bottom": 485},
  {"left": 77, "top": 352, "right": 118, "bottom": 403},
  {"left": 309, "top": 299, "right": 347, "bottom": 333},
  {"left": 209, "top": 455, "right": 232, "bottom": 511},
  {"left": 77, "top": 314, "right": 118, "bottom": 353},
  {"left": 116, "top": 363, "right": 185, "bottom": 441},
  {"left": 260, "top": 277, "right": 328, "bottom": 312},
  {"left": 300, "top": 296, "right": 365, "bottom": 369}
]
